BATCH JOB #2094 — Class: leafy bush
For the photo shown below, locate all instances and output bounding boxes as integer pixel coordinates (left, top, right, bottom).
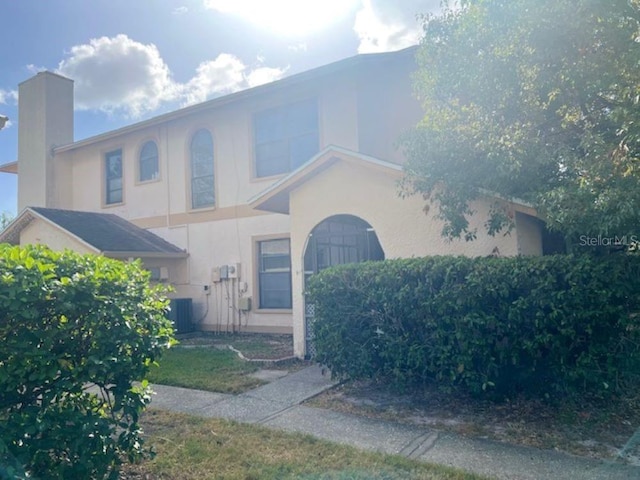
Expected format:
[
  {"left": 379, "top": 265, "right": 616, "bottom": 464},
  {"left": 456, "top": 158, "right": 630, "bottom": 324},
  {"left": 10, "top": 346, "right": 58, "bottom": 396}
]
[
  {"left": 307, "top": 255, "right": 640, "bottom": 399},
  {"left": 0, "top": 245, "right": 174, "bottom": 480}
]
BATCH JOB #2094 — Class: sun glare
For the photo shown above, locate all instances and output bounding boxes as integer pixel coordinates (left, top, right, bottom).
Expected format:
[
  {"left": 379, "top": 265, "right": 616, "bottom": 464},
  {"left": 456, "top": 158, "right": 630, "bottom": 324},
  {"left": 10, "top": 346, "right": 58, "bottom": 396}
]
[{"left": 205, "top": 0, "right": 359, "bottom": 36}]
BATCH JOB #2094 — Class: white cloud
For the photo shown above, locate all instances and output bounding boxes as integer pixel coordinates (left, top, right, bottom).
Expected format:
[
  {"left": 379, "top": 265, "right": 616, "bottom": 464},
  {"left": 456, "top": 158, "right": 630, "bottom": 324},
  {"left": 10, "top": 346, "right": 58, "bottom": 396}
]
[
  {"left": 0, "top": 89, "right": 18, "bottom": 105},
  {"left": 26, "top": 64, "right": 47, "bottom": 74},
  {"left": 181, "top": 54, "right": 286, "bottom": 106},
  {"left": 246, "top": 66, "right": 288, "bottom": 88},
  {"left": 57, "top": 34, "right": 178, "bottom": 117},
  {"left": 354, "top": 0, "right": 439, "bottom": 53},
  {"left": 181, "top": 54, "right": 246, "bottom": 105},
  {"left": 172, "top": 6, "right": 188, "bottom": 15},
  {"left": 54, "top": 35, "right": 286, "bottom": 117}
]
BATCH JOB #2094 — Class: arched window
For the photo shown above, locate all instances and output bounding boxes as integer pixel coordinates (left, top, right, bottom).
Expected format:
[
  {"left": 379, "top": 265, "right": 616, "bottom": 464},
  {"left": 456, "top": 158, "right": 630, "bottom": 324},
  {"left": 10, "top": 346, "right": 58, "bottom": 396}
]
[
  {"left": 139, "top": 140, "right": 159, "bottom": 182},
  {"left": 304, "top": 215, "right": 384, "bottom": 274},
  {"left": 190, "top": 129, "right": 215, "bottom": 209}
]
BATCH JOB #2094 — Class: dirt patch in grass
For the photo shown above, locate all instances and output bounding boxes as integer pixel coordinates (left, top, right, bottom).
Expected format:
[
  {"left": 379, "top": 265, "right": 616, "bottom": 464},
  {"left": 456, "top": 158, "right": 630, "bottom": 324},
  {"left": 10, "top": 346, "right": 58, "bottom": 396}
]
[
  {"left": 120, "top": 409, "right": 492, "bottom": 480},
  {"left": 177, "top": 333, "right": 294, "bottom": 360},
  {"left": 306, "top": 379, "right": 640, "bottom": 463}
]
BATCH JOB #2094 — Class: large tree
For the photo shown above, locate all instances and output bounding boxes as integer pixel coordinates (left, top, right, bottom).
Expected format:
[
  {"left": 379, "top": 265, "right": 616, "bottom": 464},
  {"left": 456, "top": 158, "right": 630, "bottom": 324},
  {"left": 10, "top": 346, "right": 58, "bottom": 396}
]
[{"left": 402, "top": 0, "right": 640, "bottom": 245}]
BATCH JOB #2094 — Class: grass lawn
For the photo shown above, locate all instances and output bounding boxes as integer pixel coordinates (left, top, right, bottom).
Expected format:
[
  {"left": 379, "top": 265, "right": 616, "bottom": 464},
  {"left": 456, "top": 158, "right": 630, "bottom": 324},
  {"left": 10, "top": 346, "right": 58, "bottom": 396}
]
[
  {"left": 147, "top": 347, "right": 265, "bottom": 394},
  {"left": 122, "top": 409, "right": 492, "bottom": 480}
]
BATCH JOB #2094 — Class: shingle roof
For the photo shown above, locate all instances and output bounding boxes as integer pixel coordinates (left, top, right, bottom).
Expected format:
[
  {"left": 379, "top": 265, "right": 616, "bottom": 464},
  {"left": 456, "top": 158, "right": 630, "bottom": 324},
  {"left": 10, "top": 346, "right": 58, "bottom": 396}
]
[{"left": 29, "top": 207, "right": 186, "bottom": 255}]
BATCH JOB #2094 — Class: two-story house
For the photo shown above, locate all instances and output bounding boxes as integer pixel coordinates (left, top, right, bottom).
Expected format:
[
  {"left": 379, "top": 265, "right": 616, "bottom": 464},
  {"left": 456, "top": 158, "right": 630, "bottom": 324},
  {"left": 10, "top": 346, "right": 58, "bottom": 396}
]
[{"left": 0, "top": 47, "right": 543, "bottom": 357}]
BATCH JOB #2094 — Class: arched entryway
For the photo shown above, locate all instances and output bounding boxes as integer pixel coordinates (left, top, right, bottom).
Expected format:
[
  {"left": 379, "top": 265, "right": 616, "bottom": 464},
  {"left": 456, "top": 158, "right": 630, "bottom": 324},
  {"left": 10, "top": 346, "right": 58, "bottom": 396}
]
[{"left": 303, "top": 214, "right": 384, "bottom": 357}]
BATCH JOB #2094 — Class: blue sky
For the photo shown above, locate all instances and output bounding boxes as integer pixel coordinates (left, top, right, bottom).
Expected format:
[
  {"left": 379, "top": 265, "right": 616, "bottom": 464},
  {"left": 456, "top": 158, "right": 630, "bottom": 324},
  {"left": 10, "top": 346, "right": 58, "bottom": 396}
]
[{"left": 0, "top": 0, "right": 438, "bottom": 217}]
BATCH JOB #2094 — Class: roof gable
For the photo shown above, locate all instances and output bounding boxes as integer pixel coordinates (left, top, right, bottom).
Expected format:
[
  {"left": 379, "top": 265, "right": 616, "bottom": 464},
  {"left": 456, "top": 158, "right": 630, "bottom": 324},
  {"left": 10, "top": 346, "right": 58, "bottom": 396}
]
[
  {"left": 0, "top": 207, "right": 187, "bottom": 258},
  {"left": 248, "top": 145, "right": 403, "bottom": 214},
  {"left": 0, "top": 161, "right": 17, "bottom": 174}
]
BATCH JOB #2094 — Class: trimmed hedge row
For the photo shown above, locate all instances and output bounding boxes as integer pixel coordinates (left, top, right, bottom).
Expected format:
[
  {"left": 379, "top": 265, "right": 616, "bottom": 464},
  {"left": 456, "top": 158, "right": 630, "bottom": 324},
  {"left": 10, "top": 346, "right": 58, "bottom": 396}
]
[{"left": 307, "top": 255, "right": 640, "bottom": 398}]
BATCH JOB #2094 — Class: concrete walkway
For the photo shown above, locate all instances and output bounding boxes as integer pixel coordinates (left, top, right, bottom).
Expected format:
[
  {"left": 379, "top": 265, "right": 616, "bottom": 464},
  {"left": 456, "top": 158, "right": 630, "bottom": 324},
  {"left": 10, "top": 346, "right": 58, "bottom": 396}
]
[{"left": 149, "top": 365, "right": 640, "bottom": 480}]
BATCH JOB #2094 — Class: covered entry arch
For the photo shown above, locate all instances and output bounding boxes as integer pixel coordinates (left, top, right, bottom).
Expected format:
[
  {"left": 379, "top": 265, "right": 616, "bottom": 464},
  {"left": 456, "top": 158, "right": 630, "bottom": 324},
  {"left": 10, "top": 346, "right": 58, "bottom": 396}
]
[
  {"left": 302, "top": 214, "right": 385, "bottom": 357},
  {"left": 248, "top": 146, "right": 528, "bottom": 357}
]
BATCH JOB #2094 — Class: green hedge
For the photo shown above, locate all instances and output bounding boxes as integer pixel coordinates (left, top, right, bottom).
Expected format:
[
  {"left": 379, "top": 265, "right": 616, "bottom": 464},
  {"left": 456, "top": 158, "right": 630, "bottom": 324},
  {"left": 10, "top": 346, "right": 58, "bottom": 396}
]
[
  {"left": 307, "top": 255, "right": 640, "bottom": 398},
  {"left": 0, "top": 245, "right": 174, "bottom": 480}
]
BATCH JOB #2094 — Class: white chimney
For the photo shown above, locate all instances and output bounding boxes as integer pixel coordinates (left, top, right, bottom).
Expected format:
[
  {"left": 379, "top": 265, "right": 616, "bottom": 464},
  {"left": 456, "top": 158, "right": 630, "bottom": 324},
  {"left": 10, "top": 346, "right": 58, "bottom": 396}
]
[{"left": 18, "top": 71, "right": 73, "bottom": 211}]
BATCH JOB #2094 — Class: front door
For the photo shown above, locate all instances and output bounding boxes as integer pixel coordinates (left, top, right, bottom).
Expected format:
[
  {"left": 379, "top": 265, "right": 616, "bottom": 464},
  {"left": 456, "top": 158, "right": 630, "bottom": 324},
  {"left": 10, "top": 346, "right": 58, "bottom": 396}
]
[{"left": 303, "top": 215, "right": 384, "bottom": 357}]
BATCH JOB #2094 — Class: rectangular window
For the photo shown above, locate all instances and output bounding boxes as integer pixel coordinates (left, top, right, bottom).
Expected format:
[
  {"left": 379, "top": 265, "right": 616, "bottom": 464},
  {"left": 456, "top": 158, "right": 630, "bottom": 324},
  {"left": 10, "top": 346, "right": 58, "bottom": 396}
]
[
  {"left": 105, "top": 149, "right": 123, "bottom": 205},
  {"left": 258, "top": 238, "right": 292, "bottom": 309},
  {"left": 254, "top": 99, "right": 319, "bottom": 178},
  {"left": 190, "top": 130, "right": 215, "bottom": 209}
]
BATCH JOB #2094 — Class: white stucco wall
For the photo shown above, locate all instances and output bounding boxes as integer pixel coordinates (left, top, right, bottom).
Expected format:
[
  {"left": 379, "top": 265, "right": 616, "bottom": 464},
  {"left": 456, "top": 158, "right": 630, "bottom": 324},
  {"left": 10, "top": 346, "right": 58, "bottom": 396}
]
[
  {"left": 20, "top": 219, "right": 97, "bottom": 255},
  {"left": 288, "top": 159, "right": 534, "bottom": 357},
  {"left": 147, "top": 213, "right": 293, "bottom": 333},
  {"left": 45, "top": 73, "right": 370, "bottom": 336},
  {"left": 516, "top": 212, "right": 543, "bottom": 256},
  {"left": 356, "top": 55, "right": 422, "bottom": 164},
  {"left": 140, "top": 257, "right": 189, "bottom": 285},
  {"left": 55, "top": 77, "right": 361, "bottom": 218},
  {"left": 24, "top": 53, "right": 524, "bottom": 350}
]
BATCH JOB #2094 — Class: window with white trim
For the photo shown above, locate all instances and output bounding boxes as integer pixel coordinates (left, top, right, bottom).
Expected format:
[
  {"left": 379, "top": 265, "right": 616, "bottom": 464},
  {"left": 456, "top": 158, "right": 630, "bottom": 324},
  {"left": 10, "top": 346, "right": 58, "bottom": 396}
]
[
  {"left": 139, "top": 140, "right": 159, "bottom": 182},
  {"left": 105, "top": 149, "right": 122, "bottom": 205},
  {"left": 258, "top": 238, "right": 292, "bottom": 309}
]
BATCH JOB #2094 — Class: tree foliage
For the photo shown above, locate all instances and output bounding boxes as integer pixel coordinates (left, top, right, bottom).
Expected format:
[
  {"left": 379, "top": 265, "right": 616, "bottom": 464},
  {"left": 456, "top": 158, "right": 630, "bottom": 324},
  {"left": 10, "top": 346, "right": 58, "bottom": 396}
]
[
  {"left": 0, "top": 245, "right": 174, "bottom": 480},
  {"left": 403, "top": 0, "right": 640, "bottom": 243},
  {"left": 0, "top": 212, "right": 12, "bottom": 232}
]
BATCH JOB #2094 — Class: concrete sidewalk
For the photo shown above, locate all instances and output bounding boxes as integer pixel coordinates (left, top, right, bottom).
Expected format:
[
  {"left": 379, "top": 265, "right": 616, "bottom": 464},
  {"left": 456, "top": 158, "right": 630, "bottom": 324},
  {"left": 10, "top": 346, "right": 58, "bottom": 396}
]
[{"left": 148, "top": 365, "right": 640, "bottom": 480}]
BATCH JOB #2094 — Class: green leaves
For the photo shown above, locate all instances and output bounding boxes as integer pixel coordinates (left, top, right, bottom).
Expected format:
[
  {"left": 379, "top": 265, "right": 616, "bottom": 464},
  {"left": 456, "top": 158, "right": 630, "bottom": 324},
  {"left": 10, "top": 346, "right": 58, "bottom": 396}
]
[
  {"left": 308, "top": 255, "right": 640, "bottom": 399},
  {"left": 404, "top": 0, "right": 640, "bottom": 244},
  {"left": 0, "top": 212, "right": 13, "bottom": 232},
  {"left": 0, "top": 244, "right": 174, "bottom": 479}
]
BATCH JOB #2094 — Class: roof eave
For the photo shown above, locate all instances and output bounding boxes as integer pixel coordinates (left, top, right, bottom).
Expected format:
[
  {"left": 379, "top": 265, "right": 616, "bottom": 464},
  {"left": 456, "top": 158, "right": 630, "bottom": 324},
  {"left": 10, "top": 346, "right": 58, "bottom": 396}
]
[
  {"left": 0, "top": 210, "right": 34, "bottom": 244},
  {"left": 53, "top": 46, "right": 418, "bottom": 155},
  {"left": 0, "top": 207, "right": 102, "bottom": 253},
  {"left": 103, "top": 251, "right": 189, "bottom": 259},
  {"left": 476, "top": 188, "right": 538, "bottom": 217},
  {"left": 0, "top": 161, "right": 18, "bottom": 174}
]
